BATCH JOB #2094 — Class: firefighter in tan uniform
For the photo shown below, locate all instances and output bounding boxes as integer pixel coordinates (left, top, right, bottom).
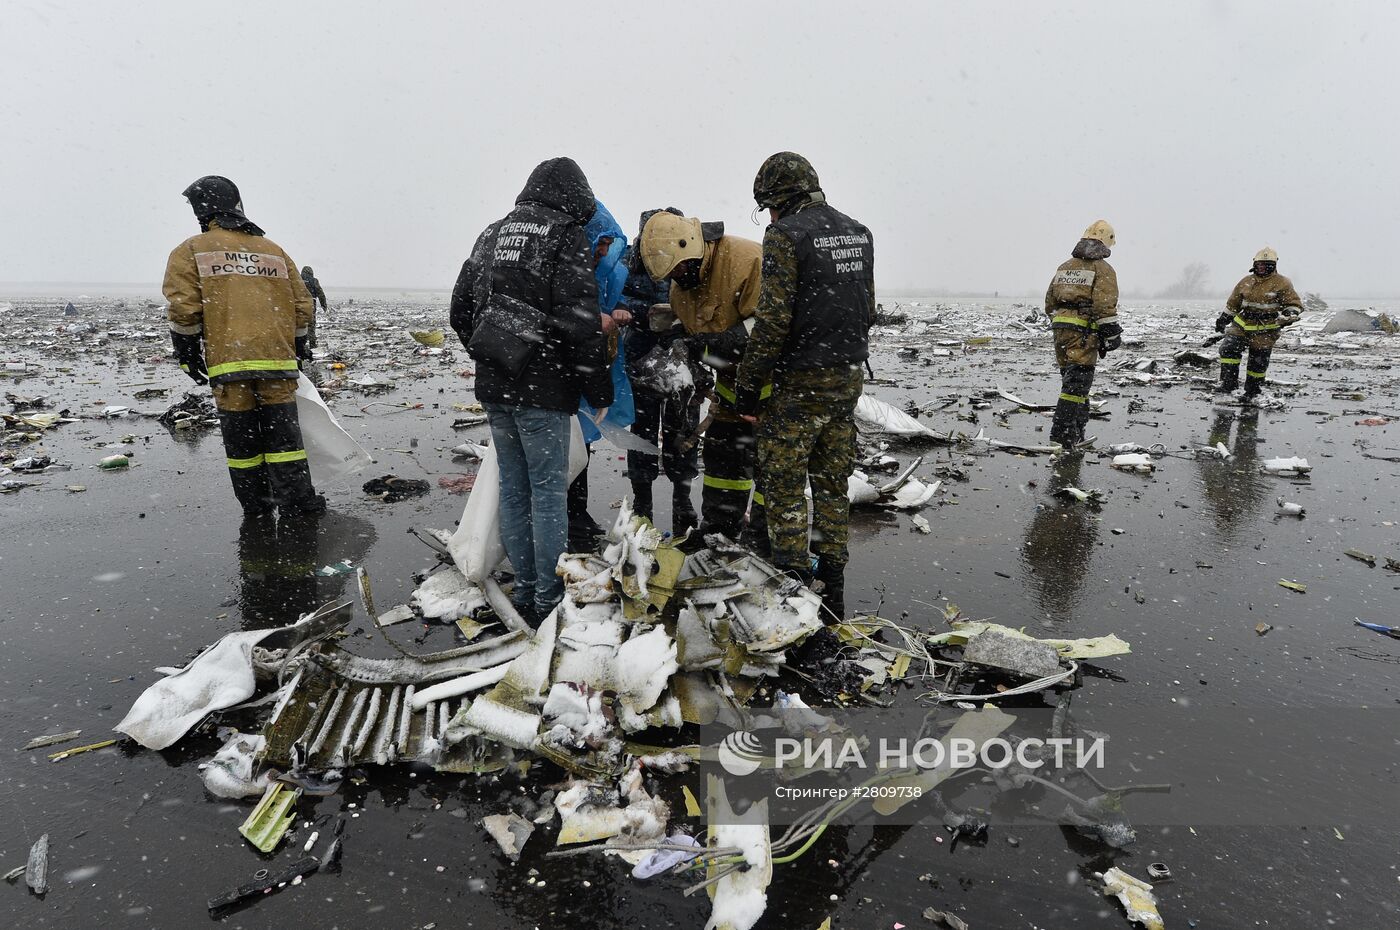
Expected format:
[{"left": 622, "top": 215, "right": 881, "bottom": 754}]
[
  {"left": 640, "top": 213, "right": 769, "bottom": 549},
  {"left": 1214, "top": 247, "right": 1304, "bottom": 398},
  {"left": 1044, "top": 220, "right": 1122, "bottom": 448},
  {"left": 162, "top": 175, "right": 324, "bottom": 516}
]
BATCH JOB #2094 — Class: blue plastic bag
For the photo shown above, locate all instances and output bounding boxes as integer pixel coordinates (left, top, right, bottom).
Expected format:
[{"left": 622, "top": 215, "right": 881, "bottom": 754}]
[{"left": 579, "top": 332, "right": 636, "bottom": 443}]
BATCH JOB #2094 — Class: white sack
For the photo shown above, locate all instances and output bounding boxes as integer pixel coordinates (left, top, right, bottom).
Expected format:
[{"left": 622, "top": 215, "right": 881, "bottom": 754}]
[
  {"left": 115, "top": 627, "right": 285, "bottom": 750},
  {"left": 450, "top": 416, "right": 588, "bottom": 582},
  {"left": 295, "top": 374, "right": 373, "bottom": 486},
  {"left": 855, "top": 394, "right": 941, "bottom": 439},
  {"left": 846, "top": 472, "right": 881, "bottom": 505}
]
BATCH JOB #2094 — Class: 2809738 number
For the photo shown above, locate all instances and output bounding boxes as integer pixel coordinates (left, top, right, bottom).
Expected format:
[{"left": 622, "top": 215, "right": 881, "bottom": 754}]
[{"left": 851, "top": 785, "right": 923, "bottom": 799}]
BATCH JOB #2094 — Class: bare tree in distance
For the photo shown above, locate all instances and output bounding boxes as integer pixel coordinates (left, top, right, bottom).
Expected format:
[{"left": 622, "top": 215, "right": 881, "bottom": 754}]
[{"left": 1157, "top": 262, "right": 1211, "bottom": 299}]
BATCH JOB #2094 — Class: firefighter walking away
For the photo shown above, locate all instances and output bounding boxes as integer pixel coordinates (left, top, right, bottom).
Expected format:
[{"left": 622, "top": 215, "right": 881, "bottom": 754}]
[
  {"left": 162, "top": 175, "right": 324, "bottom": 516},
  {"left": 1044, "top": 220, "right": 1121, "bottom": 450}
]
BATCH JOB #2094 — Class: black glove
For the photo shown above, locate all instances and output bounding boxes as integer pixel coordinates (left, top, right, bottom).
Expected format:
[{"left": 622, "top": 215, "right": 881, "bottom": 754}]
[
  {"left": 733, "top": 382, "right": 761, "bottom": 418},
  {"left": 295, "top": 334, "right": 311, "bottom": 368},
  {"left": 171, "top": 331, "right": 209, "bottom": 385},
  {"left": 685, "top": 331, "right": 712, "bottom": 351},
  {"left": 683, "top": 332, "right": 717, "bottom": 370},
  {"left": 689, "top": 321, "right": 748, "bottom": 370},
  {"left": 1096, "top": 321, "right": 1123, "bottom": 357},
  {"left": 1214, "top": 313, "right": 1231, "bottom": 334},
  {"left": 654, "top": 324, "right": 684, "bottom": 347}
]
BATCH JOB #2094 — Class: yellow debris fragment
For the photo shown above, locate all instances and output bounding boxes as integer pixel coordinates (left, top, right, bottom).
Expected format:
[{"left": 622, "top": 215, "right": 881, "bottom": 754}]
[
  {"left": 1099, "top": 867, "right": 1164, "bottom": 930},
  {"left": 48, "top": 739, "right": 117, "bottom": 762},
  {"left": 890, "top": 654, "right": 912, "bottom": 680}
]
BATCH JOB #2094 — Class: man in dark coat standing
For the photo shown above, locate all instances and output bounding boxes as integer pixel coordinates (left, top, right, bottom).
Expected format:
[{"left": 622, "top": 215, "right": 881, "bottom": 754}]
[
  {"left": 300, "top": 266, "right": 328, "bottom": 348},
  {"left": 449, "top": 157, "right": 613, "bottom": 623}
]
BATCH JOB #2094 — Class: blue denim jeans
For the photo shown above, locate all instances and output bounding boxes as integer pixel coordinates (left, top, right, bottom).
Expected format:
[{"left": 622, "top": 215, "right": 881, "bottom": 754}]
[{"left": 484, "top": 403, "right": 570, "bottom": 617}]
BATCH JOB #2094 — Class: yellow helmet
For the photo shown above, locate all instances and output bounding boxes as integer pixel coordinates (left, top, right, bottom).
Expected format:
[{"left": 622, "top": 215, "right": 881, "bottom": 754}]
[
  {"left": 640, "top": 213, "right": 704, "bottom": 279},
  {"left": 1253, "top": 247, "right": 1278, "bottom": 263},
  {"left": 1082, "top": 220, "right": 1116, "bottom": 246}
]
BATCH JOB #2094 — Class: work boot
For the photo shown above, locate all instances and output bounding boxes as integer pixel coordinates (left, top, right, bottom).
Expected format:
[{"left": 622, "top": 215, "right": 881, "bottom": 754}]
[
  {"left": 1217, "top": 364, "right": 1240, "bottom": 393},
  {"left": 1049, "top": 399, "right": 1079, "bottom": 448},
  {"left": 567, "top": 467, "right": 604, "bottom": 551},
  {"left": 568, "top": 522, "right": 604, "bottom": 553},
  {"left": 739, "top": 522, "right": 771, "bottom": 558},
  {"left": 672, "top": 480, "right": 698, "bottom": 536},
  {"left": 813, "top": 558, "right": 847, "bottom": 624},
  {"left": 282, "top": 492, "right": 327, "bottom": 516},
  {"left": 512, "top": 602, "right": 541, "bottom": 630},
  {"left": 740, "top": 498, "right": 771, "bottom": 557},
  {"left": 631, "top": 480, "right": 654, "bottom": 522},
  {"left": 677, "top": 531, "right": 708, "bottom": 554},
  {"left": 1071, "top": 402, "right": 1094, "bottom": 447},
  {"left": 239, "top": 508, "right": 278, "bottom": 537},
  {"left": 534, "top": 594, "right": 563, "bottom": 625},
  {"left": 507, "top": 595, "right": 535, "bottom": 629}
]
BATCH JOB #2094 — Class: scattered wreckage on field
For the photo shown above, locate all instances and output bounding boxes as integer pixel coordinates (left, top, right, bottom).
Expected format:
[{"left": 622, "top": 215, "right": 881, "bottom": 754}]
[{"left": 113, "top": 492, "right": 1145, "bottom": 926}]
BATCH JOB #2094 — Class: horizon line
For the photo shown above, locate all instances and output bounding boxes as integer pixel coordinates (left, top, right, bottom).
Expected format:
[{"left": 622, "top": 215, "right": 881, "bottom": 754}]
[{"left": 2, "top": 282, "right": 1399, "bottom": 302}]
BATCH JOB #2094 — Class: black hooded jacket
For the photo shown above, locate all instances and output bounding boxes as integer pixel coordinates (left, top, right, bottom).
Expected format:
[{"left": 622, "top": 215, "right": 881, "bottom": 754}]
[{"left": 450, "top": 158, "right": 612, "bottom": 412}]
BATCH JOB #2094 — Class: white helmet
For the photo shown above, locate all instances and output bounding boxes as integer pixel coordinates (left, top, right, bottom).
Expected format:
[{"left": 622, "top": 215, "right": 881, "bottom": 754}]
[
  {"left": 1082, "top": 219, "right": 1116, "bottom": 246},
  {"left": 640, "top": 213, "right": 704, "bottom": 279}
]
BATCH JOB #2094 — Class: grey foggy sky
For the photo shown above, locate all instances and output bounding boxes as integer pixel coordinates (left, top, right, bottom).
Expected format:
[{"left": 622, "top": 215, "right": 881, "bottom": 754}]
[{"left": 2, "top": 1, "right": 1396, "bottom": 298}]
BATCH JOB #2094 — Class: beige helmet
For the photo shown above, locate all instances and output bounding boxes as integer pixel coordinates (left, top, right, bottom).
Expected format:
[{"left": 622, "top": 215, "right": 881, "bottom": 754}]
[
  {"left": 1082, "top": 219, "right": 1116, "bottom": 246},
  {"left": 641, "top": 213, "right": 704, "bottom": 279},
  {"left": 1253, "top": 247, "right": 1278, "bottom": 263}
]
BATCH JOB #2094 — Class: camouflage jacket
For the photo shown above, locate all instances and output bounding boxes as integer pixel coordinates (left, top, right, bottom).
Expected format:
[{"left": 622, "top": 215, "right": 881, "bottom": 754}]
[{"left": 734, "top": 208, "right": 874, "bottom": 412}]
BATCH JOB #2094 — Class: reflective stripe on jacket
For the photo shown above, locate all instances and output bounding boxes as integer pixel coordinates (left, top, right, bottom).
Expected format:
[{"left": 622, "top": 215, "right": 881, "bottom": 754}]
[
  {"left": 1225, "top": 272, "right": 1303, "bottom": 332},
  {"left": 670, "top": 235, "right": 768, "bottom": 411},
  {"left": 163, "top": 222, "right": 313, "bottom": 385},
  {"left": 1045, "top": 257, "right": 1118, "bottom": 333}
]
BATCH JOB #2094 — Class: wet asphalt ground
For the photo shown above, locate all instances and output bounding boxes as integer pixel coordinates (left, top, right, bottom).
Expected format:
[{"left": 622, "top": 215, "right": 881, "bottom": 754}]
[{"left": 2, "top": 294, "right": 1398, "bottom": 928}]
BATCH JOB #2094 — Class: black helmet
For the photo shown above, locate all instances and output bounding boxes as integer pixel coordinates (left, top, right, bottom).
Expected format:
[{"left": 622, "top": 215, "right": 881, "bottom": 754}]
[
  {"left": 753, "top": 152, "right": 822, "bottom": 213},
  {"left": 182, "top": 175, "right": 263, "bottom": 235}
]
